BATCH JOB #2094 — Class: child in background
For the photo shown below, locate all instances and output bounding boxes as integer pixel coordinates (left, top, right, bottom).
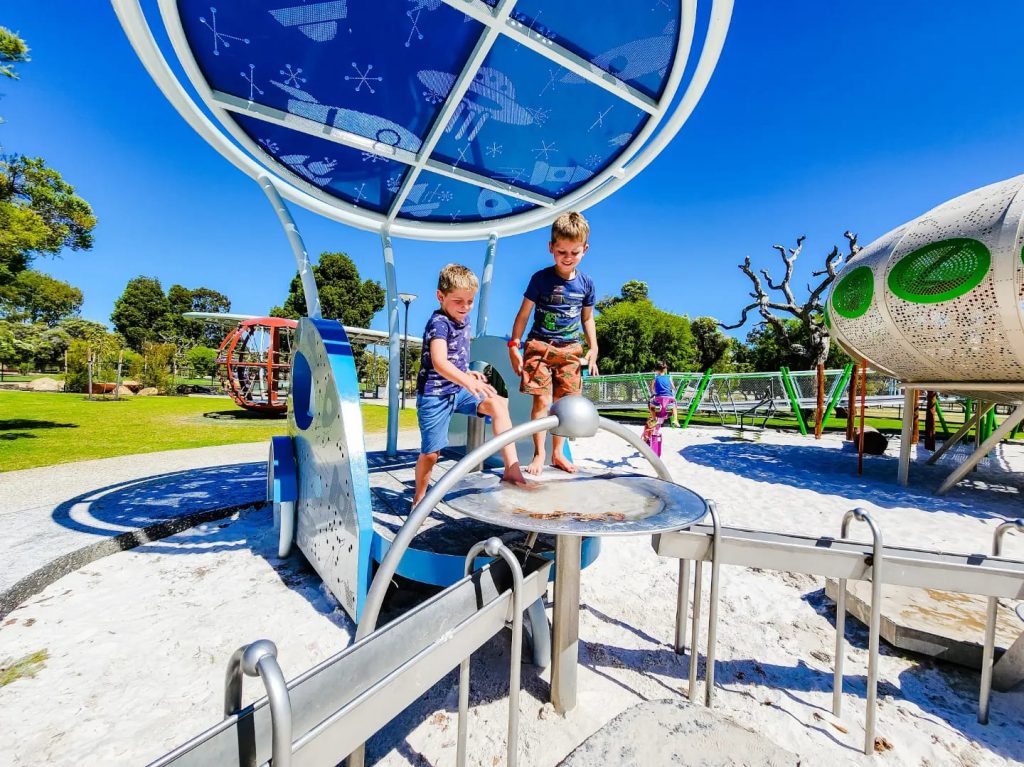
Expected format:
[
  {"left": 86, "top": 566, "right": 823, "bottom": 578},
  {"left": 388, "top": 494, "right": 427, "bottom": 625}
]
[
  {"left": 413, "top": 264, "right": 530, "bottom": 507},
  {"left": 649, "top": 361, "right": 680, "bottom": 428}
]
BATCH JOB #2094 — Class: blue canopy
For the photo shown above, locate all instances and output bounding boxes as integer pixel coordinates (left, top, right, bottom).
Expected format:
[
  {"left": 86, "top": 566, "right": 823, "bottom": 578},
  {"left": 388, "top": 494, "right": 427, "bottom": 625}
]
[{"left": 141, "top": 0, "right": 727, "bottom": 238}]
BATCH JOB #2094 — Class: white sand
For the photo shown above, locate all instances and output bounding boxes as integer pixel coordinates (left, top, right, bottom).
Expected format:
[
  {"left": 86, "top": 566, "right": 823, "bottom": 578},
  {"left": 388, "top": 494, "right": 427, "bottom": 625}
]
[{"left": 2, "top": 426, "right": 1023, "bottom": 766}]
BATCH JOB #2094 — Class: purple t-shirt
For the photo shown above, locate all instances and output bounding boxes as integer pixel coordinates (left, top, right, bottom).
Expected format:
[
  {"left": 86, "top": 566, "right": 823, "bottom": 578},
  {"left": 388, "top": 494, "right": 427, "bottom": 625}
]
[
  {"left": 416, "top": 310, "right": 470, "bottom": 397},
  {"left": 525, "top": 266, "right": 596, "bottom": 343}
]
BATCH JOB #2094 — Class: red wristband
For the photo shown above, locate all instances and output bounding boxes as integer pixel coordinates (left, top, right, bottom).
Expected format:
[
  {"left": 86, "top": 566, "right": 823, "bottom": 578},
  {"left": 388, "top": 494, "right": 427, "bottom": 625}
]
[{"left": 507, "top": 339, "right": 521, "bottom": 349}]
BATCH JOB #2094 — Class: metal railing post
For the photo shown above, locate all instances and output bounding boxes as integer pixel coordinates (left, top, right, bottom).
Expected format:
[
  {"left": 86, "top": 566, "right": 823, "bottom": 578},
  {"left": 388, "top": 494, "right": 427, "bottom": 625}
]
[
  {"left": 822, "top": 363, "right": 853, "bottom": 424},
  {"left": 978, "top": 519, "right": 1024, "bottom": 724},
  {"left": 832, "top": 508, "right": 883, "bottom": 756},
  {"left": 224, "top": 640, "right": 292, "bottom": 767},
  {"left": 457, "top": 537, "right": 525, "bottom": 767},
  {"left": 780, "top": 367, "right": 808, "bottom": 435},
  {"left": 683, "top": 370, "right": 713, "bottom": 428}
]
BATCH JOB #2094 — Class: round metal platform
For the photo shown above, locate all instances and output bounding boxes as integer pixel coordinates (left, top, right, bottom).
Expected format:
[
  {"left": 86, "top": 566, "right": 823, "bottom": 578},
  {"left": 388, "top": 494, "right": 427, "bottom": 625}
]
[{"left": 443, "top": 469, "right": 706, "bottom": 536}]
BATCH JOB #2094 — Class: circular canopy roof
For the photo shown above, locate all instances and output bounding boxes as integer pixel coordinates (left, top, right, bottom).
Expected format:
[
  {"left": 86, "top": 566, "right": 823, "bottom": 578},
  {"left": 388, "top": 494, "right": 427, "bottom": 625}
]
[{"left": 119, "top": 0, "right": 730, "bottom": 239}]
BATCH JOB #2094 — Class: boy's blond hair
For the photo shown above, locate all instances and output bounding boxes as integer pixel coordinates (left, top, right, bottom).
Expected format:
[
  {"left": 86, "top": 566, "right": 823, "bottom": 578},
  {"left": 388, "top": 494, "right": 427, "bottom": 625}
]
[
  {"left": 550, "top": 211, "right": 590, "bottom": 244},
  {"left": 437, "top": 263, "right": 479, "bottom": 294}
]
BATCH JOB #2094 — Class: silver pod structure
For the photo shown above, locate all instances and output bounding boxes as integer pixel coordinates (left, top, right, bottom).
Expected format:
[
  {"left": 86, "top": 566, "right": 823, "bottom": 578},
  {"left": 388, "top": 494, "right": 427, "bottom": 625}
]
[{"left": 826, "top": 174, "right": 1024, "bottom": 401}]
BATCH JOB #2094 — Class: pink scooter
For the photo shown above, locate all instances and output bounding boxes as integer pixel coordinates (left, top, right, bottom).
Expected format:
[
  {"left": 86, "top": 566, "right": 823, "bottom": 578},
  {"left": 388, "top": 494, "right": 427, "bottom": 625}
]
[{"left": 642, "top": 395, "right": 676, "bottom": 457}]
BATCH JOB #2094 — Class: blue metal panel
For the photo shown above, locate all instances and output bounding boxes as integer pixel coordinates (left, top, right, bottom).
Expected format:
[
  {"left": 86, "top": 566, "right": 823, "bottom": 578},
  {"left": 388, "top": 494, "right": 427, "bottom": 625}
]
[
  {"left": 511, "top": 0, "right": 681, "bottom": 99},
  {"left": 233, "top": 113, "right": 408, "bottom": 212},
  {"left": 429, "top": 35, "right": 650, "bottom": 198},
  {"left": 398, "top": 168, "right": 535, "bottom": 223},
  {"left": 177, "top": 0, "right": 482, "bottom": 150},
  {"left": 269, "top": 435, "right": 298, "bottom": 502}
]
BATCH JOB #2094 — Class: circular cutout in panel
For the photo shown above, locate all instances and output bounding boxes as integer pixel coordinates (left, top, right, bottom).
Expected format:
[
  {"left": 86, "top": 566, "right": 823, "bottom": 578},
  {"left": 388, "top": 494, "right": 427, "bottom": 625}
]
[
  {"left": 291, "top": 351, "right": 314, "bottom": 431},
  {"left": 888, "top": 238, "right": 991, "bottom": 304},
  {"left": 831, "top": 266, "right": 874, "bottom": 318}
]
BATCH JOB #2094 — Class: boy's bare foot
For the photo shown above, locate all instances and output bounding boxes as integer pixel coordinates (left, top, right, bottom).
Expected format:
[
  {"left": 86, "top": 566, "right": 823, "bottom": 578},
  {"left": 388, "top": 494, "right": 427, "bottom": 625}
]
[
  {"left": 525, "top": 455, "right": 546, "bottom": 475},
  {"left": 501, "top": 462, "right": 536, "bottom": 488},
  {"left": 551, "top": 453, "right": 577, "bottom": 473}
]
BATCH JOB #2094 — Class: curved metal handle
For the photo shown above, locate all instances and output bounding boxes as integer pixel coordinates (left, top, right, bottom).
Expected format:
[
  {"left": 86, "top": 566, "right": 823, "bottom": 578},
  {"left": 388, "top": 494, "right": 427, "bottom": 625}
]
[
  {"left": 979, "top": 518, "right": 1024, "bottom": 724},
  {"left": 223, "top": 640, "right": 292, "bottom": 767},
  {"left": 833, "top": 508, "right": 883, "bottom": 755},
  {"left": 457, "top": 538, "right": 525, "bottom": 767}
]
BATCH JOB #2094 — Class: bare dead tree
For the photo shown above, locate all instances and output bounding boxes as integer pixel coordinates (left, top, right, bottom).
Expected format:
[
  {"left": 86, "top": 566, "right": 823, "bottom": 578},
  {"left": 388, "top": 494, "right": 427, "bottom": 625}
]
[{"left": 721, "top": 232, "right": 861, "bottom": 437}]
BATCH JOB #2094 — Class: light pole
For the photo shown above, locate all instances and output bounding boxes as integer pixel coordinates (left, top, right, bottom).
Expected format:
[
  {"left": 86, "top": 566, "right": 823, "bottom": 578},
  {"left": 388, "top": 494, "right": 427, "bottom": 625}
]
[{"left": 398, "top": 293, "right": 417, "bottom": 409}]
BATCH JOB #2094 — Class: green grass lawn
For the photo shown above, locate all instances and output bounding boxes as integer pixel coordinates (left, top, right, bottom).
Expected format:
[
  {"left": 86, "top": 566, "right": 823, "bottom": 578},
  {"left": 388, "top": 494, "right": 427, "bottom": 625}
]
[{"left": 0, "top": 391, "right": 418, "bottom": 472}]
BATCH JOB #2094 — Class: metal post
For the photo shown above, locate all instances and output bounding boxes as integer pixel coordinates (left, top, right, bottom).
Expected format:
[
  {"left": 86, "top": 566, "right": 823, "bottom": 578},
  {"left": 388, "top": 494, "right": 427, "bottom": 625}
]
[
  {"left": 780, "top": 367, "right": 808, "bottom": 435},
  {"left": 979, "top": 519, "right": 1024, "bottom": 724},
  {"left": 551, "top": 534, "right": 582, "bottom": 714},
  {"left": 674, "top": 559, "right": 690, "bottom": 654},
  {"left": 897, "top": 386, "right": 916, "bottom": 485},
  {"left": 257, "top": 175, "right": 321, "bottom": 319},
  {"left": 832, "top": 509, "right": 883, "bottom": 755},
  {"left": 703, "top": 501, "right": 722, "bottom": 708},
  {"left": 476, "top": 233, "right": 498, "bottom": 337},
  {"left": 381, "top": 230, "right": 400, "bottom": 456},
  {"left": 824, "top": 363, "right": 853, "bottom": 426},
  {"left": 458, "top": 537, "right": 524, "bottom": 767},
  {"left": 399, "top": 293, "right": 417, "bottom": 411},
  {"left": 688, "top": 559, "right": 703, "bottom": 702},
  {"left": 683, "top": 369, "right": 713, "bottom": 428},
  {"left": 927, "top": 401, "right": 991, "bottom": 465}
]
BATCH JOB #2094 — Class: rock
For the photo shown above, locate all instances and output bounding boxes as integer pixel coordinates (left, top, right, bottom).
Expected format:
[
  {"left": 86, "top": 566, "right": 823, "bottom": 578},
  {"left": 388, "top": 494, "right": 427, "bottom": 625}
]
[
  {"left": 834, "top": 406, "right": 848, "bottom": 419},
  {"left": 114, "top": 385, "right": 135, "bottom": 397},
  {"left": 852, "top": 425, "right": 888, "bottom": 455},
  {"left": 137, "top": 387, "right": 159, "bottom": 396},
  {"left": 26, "top": 377, "right": 63, "bottom": 392},
  {"left": 121, "top": 379, "right": 142, "bottom": 392}
]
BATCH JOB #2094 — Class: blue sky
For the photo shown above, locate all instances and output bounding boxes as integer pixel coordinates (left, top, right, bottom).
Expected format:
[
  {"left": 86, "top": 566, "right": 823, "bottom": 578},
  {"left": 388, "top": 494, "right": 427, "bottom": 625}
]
[{"left": 3, "top": 1, "right": 1023, "bottom": 343}]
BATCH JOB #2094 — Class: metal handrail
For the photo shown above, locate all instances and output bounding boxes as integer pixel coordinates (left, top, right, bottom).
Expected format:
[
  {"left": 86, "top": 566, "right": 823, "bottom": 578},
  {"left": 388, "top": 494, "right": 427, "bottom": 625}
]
[
  {"left": 832, "top": 508, "right": 883, "bottom": 756},
  {"left": 978, "top": 518, "right": 1024, "bottom": 724},
  {"left": 224, "top": 640, "right": 293, "bottom": 767},
  {"left": 349, "top": 398, "right": 674, "bottom": 767},
  {"left": 457, "top": 538, "right": 525, "bottom": 767}
]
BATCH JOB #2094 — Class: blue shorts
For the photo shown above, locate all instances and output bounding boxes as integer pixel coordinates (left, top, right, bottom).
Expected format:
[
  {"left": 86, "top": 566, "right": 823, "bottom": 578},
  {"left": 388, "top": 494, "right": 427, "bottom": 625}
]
[{"left": 417, "top": 389, "right": 482, "bottom": 454}]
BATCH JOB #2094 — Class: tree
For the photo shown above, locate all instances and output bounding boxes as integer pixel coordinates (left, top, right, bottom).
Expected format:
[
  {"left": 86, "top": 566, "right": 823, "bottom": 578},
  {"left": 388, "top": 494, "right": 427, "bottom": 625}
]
[
  {"left": 59, "top": 317, "right": 109, "bottom": 342},
  {"left": 0, "top": 26, "right": 29, "bottom": 81},
  {"left": 691, "top": 317, "right": 730, "bottom": 372},
  {"left": 595, "top": 288, "right": 695, "bottom": 374},
  {"left": 0, "top": 156, "right": 96, "bottom": 285},
  {"left": 596, "top": 279, "right": 649, "bottom": 312},
  {"left": 0, "top": 269, "right": 83, "bottom": 325},
  {"left": 110, "top": 276, "right": 172, "bottom": 352},
  {"left": 184, "top": 345, "right": 218, "bottom": 378},
  {"left": 361, "top": 350, "right": 389, "bottom": 389},
  {"left": 721, "top": 233, "right": 860, "bottom": 436},
  {"left": 275, "top": 252, "right": 385, "bottom": 327},
  {"left": 167, "top": 284, "right": 230, "bottom": 347}
]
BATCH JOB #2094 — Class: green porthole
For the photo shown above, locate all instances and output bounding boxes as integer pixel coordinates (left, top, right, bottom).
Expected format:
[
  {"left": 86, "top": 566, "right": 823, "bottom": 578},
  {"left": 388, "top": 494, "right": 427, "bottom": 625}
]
[
  {"left": 888, "top": 238, "right": 990, "bottom": 304},
  {"left": 831, "top": 266, "right": 874, "bottom": 318}
]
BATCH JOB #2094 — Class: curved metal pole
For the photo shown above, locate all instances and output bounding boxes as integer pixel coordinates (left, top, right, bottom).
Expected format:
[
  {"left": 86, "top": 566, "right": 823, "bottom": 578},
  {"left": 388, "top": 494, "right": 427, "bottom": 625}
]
[
  {"left": 381, "top": 230, "right": 401, "bottom": 456},
  {"left": 257, "top": 175, "right": 321, "bottom": 319},
  {"left": 979, "top": 518, "right": 1024, "bottom": 724},
  {"left": 223, "top": 640, "right": 293, "bottom": 767},
  {"left": 457, "top": 538, "right": 525, "bottom": 767},
  {"left": 832, "top": 508, "right": 883, "bottom": 755},
  {"left": 476, "top": 233, "right": 498, "bottom": 338},
  {"left": 687, "top": 557, "right": 703, "bottom": 702}
]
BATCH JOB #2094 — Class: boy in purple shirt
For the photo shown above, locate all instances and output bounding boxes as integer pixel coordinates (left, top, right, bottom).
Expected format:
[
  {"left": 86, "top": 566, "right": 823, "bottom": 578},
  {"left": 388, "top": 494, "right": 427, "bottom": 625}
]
[
  {"left": 508, "top": 212, "right": 599, "bottom": 474},
  {"left": 413, "top": 264, "right": 529, "bottom": 507}
]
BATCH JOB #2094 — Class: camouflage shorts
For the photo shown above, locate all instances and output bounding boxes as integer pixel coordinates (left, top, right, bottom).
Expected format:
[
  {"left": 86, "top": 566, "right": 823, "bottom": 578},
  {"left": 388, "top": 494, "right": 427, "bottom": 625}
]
[{"left": 520, "top": 338, "right": 583, "bottom": 398}]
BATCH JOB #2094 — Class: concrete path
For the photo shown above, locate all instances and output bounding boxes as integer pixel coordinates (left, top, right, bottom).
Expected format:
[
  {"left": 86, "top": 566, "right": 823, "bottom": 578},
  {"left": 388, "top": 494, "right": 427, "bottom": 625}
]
[{"left": 0, "top": 431, "right": 417, "bottom": 618}]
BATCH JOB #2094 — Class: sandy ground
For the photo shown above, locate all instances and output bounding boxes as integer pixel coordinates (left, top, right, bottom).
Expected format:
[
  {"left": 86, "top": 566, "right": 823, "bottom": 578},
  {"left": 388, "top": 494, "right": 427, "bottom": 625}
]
[{"left": 1, "top": 425, "right": 1023, "bottom": 766}]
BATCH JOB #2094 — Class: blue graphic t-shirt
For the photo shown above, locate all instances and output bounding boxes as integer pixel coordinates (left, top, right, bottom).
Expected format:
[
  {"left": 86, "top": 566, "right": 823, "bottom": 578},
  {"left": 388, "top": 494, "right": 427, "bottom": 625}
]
[
  {"left": 416, "top": 310, "right": 470, "bottom": 397},
  {"left": 653, "top": 374, "right": 673, "bottom": 397},
  {"left": 525, "top": 267, "right": 596, "bottom": 343}
]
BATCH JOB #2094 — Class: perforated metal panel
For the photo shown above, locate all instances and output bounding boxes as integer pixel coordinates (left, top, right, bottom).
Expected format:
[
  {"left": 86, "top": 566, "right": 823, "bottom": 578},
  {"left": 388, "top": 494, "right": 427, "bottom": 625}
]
[
  {"left": 828, "top": 174, "right": 1024, "bottom": 392},
  {"left": 290, "top": 318, "right": 374, "bottom": 620}
]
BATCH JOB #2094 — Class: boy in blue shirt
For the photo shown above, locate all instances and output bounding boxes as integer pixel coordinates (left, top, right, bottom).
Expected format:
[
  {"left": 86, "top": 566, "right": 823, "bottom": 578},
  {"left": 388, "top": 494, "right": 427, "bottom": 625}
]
[
  {"left": 508, "top": 212, "right": 599, "bottom": 474},
  {"left": 413, "top": 264, "right": 529, "bottom": 507}
]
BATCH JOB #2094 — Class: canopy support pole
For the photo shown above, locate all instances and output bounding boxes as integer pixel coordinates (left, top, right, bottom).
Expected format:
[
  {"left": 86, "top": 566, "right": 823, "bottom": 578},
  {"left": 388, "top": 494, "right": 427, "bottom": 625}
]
[
  {"left": 382, "top": 230, "right": 401, "bottom": 456},
  {"left": 257, "top": 174, "right": 321, "bottom": 319},
  {"left": 476, "top": 233, "right": 498, "bottom": 338}
]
